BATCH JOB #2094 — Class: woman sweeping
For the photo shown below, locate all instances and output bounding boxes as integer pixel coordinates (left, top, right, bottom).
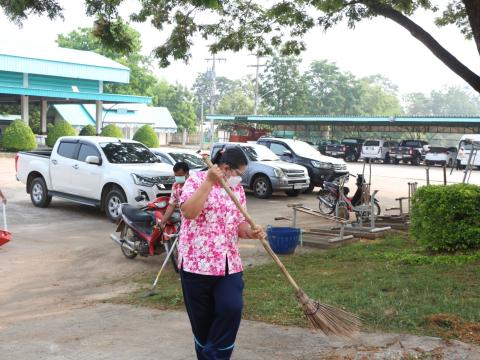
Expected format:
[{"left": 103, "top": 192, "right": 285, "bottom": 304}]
[{"left": 179, "top": 146, "right": 266, "bottom": 360}]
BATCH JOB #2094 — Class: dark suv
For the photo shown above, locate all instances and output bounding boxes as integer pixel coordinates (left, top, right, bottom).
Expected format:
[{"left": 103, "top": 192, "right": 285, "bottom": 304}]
[
  {"left": 257, "top": 137, "right": 348, "bottom": 192},
  {"left": 325, "top": 138, "right": 364, "bottom": 162},
  {"left": 389, "top": 140, "right": 429, "bottom": 165}
]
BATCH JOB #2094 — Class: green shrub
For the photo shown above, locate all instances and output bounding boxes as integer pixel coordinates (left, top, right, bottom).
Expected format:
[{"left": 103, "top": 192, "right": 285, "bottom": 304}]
[
  {"left": 1, "top": 120, "right": 37, "bottom": 151},
  {"left": 79, "top": 124, "right": 96, "bottom": 136},
  {"left": 132, "top": 125, "right": 159, "bottom": 148},
  {"left": 101, "top": 124, "right": 123, "bottom": 138},
  {"left": 46, "top": 120, "right": 76, "bottom": 147},
  {"left": 410, "top": 184, "right": 480, "bottom": 252}
]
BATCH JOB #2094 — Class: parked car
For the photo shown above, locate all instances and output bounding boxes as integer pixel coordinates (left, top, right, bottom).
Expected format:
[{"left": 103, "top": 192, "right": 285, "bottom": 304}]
[
  {"left": 325, "top": 138, "right": 364, "bottom": 162},
  {"left": 15, "top": 136, "right": 174, "bottom": 222},
  {"left": 317, "top": 139, "right": 339, "bottom": 155},
  {"left": 457, "top": 134, "right": 480, "bottom": 168},
  {"left": 425, "top": 147, "right": 457, "bottom": 167},
  {"left": 256, "top": 137, "right": 347, "bottom": 192},
  {"left": 389, "top": 140, "right": 429, "bottom": 165},
  {"left": 210, "top": 142, "right": 310, "bottom": 198},
  {"left": 151, "top": 147, "right": 205, "bottom": 172},
  {"left": 360, "top": 139, "right": 398, "bottom": 163}
]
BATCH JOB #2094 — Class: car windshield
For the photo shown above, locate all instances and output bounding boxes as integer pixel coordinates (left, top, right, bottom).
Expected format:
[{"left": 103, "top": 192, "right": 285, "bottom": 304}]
[
  {"left": 429, "top": 147, "right": 447, "bottom": 153},
  {"left": 400, "top": 141, "right": 421, "bottom": 147},
  {"left": 459, "top": 140, "right": 475, "bottom": 150},
  {"left": 101, "top": 142, "right": 159, "bottom": 164},
  {"left": 169, "top": 152, "right": 205, "bottom": 168},
  {"left": 364, "top": 140, "right": 380, "bottom": 146},
  {"left": 342, "top": 139, "right": 359, "bottom": 144},
  {"left": 288, "top": 140, "right": 319, "bottom": 157},
  {"left": 242, "top": 145, "right": 279, "bottom": 161}
]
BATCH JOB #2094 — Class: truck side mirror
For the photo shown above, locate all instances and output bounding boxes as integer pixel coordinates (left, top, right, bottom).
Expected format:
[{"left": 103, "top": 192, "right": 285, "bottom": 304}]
[
  {"left": 85, "top": 155, "right": 101, "bottom": 165},
  {"left": 283, "top": 150, "right": 292, "bottom": 157}
]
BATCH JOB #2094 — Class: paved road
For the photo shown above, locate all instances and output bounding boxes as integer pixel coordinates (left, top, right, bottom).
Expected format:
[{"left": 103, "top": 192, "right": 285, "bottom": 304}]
[{"left": 1, "top": 157, "right": 479, "bottom": 359}]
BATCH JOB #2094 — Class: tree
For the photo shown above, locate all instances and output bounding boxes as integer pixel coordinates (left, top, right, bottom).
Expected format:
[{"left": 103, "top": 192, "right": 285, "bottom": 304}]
[
  {"left": 216, "top": 90, "right": 254, "bottom": 115},
  {"left": 133, "top": 125, "right": 159, "bottom": 148},
  {"left": 46, "top": 120, "right": 76, "bottom": 147},
  {"left": 358, "top": 77, "right": 403, "bottom": 115},
  {"left": 259, "top": 56, "right": 310, "bottom": 115},
  {"left": 4, "top": 1, "right": 478, "bottom": 93},
  {"left": 79, "top": 125, "right": 97, "bottom": 136},
  {"left": 101, "top": 124, "right": 123, "bottom": 138},
  {"left": 1, "top": 120, "right": 37, "bottom": 151},
  {"left": 155, "top": 81, "right": 197, "bottom": 132},
  {"left": 403, "top": 86, "right": 480, "bottom": 115}
]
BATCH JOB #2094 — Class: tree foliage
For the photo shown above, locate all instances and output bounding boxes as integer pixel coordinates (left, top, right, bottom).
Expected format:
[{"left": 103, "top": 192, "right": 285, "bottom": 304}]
[
  {"left": 4, "top": 0, "right": 479, "bottom": 92},
  {"left": 156, "top": 81, "right": 197, "bottom": 132},
  {"left": 1, "top": 120, "right": 37, "bottom": 151},
  {"left": 133, "top": 125, "right": 159, "bottom": 148},
  {"left": 403, "top": 86, "right": 480, "bottom": 115},
  {"left": 79, "top": 124, "right": 97, "bottom": 136},
  {"left": 101, "top": 124, "right": 123, "bottom": 138},
  {"left": 46, "top": 120, "right": 76, "bottom": 147}
]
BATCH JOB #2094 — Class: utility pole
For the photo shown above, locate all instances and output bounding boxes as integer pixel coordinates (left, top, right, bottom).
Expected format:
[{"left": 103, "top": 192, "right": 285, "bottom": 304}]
[
  {"left": 199, "top": 96, "right": 204, "bottom": 150},
  {"left": 248, "top": 54, "right": 267, "bottom": 115},
  {"left": 205, "top": 53, "right": 226, "bottom": 144}
]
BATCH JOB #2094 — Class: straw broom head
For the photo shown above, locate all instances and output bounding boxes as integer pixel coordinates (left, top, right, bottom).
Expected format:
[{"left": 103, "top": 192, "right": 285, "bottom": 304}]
[{"left": 296, "top": 289, "right": 361, "bottom": 337}]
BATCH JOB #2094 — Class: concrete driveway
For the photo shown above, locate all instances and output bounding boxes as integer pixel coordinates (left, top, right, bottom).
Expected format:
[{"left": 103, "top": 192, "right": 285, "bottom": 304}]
[{"left": 0, "top": 157, "right": 479, "bottom": 359}]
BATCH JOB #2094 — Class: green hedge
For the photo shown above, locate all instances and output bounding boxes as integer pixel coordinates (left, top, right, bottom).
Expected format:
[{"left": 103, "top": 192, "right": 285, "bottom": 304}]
[
  {"left": 410, "top": 184, "right": 480, "bottom": 252},
  {"left": 101, "top": 124, "right": 123, "bottom": 138},
  {"left": 1, "top": 120, "right": 37, "bottom": 151},
  {"left": 133, "top": 125, "right": 159, "bottom": 148},
  {"left": 46, "top": 120, "right": 76, "bottom": 147},
  {"left": 79, "top": 124, "right": 96, "bottom": 136}
]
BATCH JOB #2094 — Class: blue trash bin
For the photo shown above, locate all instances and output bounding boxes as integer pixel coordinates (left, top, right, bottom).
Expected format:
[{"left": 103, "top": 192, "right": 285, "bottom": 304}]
[{"left": 266, "top": 226, "right": 300, "bottom": 255}]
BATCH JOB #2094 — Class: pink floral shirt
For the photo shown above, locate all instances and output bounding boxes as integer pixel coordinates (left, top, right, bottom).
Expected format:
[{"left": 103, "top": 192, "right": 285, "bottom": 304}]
[
  {"left": 178, "top": 171, "right": 247, "bottom": 276},
  {"left": 169, "top": 182, "right": 183, "bottom": 206}
]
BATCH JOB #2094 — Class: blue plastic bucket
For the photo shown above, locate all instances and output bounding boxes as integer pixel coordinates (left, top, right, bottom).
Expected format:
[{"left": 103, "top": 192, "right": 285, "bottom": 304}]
[{"left": 266, "top": 227, "right": 300, "bottom": 255}]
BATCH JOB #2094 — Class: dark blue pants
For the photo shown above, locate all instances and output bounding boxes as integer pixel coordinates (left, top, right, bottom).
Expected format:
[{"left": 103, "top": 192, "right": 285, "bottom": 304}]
[{"left": 180, "top": 269, "right": 244, "bottom": 360}]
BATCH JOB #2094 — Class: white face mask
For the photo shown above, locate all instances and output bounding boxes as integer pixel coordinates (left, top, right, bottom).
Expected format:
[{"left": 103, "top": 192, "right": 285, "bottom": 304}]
[{"left": 227, "top": 176, "right": 242, "bottom": 188}]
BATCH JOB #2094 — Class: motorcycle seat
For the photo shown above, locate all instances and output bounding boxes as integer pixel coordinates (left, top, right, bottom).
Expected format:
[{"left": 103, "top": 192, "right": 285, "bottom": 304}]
[{"left": 122, "top": 204, "right": 155, "bottom": 223}]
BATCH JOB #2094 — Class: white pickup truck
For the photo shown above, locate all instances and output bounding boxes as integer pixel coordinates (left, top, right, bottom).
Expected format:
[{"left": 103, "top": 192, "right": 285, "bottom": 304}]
[{"left": 16, "top": 136, "right": 174, "bottom": 221}]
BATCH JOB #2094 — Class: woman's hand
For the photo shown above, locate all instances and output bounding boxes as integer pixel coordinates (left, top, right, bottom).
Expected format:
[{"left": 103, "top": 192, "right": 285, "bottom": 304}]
[
  {"left": 206, "top": 165, "right": 224, "bottom": 185},
  {"left": 246, "top": 225, "right": 266, "bottom": 240}
]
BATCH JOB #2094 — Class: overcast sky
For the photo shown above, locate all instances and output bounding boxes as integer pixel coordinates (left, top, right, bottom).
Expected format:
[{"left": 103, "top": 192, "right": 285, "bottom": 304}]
[{"left": 1, "top": 0, "right": 479, "bottom": 96}]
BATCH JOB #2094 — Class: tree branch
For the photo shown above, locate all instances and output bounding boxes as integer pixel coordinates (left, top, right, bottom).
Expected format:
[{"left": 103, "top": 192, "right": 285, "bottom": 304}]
[
  {"left": 372, "top": 2, "right": 480, "bottom": 93},
  {"left": 463, "top": 0, "right": 480, "bottom": 56}
]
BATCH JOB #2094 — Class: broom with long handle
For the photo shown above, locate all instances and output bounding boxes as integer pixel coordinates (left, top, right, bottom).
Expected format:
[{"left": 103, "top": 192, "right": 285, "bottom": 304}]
[{"left": 205, "top": 158, "right": 361, "bottom": 337}]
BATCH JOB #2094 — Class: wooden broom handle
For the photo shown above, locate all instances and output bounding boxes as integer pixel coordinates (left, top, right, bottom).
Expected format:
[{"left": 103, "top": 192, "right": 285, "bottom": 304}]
[{"left": 204, "top": 158, "right": 300, "bottom": 292}]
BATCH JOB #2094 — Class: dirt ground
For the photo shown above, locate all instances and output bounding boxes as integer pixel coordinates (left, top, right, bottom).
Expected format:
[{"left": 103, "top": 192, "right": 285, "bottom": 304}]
[{"left": 1, "top": 156, "right": 479, "bottom": 359}]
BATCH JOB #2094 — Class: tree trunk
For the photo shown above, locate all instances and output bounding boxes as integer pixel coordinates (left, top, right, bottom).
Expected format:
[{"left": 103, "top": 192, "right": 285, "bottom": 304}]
[
  {"left": 463, "top": 0, "right": 480, "bottom": 56},
  {"left": 371, "top": 3, "right": 480, "bottom": 93}
]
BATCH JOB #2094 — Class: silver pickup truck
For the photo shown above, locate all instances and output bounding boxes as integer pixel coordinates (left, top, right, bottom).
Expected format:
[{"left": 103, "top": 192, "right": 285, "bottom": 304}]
[{"left": 211, "top": 142, "right": 310, "bottom": 198}]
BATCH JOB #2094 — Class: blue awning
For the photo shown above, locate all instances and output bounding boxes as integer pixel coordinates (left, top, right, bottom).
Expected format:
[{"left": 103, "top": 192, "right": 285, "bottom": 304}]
[{"left": 0, "top": 85, "right": 151, "bottom": 104}]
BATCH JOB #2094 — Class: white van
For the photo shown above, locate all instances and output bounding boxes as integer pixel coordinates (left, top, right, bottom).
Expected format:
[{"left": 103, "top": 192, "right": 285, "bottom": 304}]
[{"left": 458, "top": 134, "right": 480, "bottom": 168}]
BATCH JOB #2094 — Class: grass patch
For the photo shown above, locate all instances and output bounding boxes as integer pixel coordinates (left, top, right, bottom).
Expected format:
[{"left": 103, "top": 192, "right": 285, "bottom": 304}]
[{"left": 109, "top": 235, "right": 480, "bottom": 344}]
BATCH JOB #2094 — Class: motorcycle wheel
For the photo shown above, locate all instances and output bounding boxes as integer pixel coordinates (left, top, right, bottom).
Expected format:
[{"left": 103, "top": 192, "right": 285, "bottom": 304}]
[
  {"left": 120, "top": 226, "right": 137, "bottom": 259},
  {"left": 317, "top": 191, "right": 336, "bottom": 215},
  {"left": 375, "top": 201, "right": 381, "bottom": 216},
  {"left": 164, "top": 237, "right": 179, "bottom": 273}
]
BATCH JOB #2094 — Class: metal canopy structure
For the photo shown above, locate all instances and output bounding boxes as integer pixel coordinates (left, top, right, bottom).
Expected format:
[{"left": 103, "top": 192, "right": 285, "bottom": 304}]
[
  {"left": 206, "top": 114, "right": 480, "bottom": 134},
  {"left": 0, "top": 45, "right": 151, "bottom": 134}
]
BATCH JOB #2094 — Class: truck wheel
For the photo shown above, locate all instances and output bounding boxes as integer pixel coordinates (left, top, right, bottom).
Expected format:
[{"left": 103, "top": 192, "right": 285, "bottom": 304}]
[
  {"left": 285, "top": 190, "right": 301, "bottom": 197},
  {"left": 345, "top": 153, "right": 356, "bottom": 162},
  {"left": 105, "top": 187, "right": 126, "bottom": 222},
  {"left": 30, "top": 177, "right": 52, "bottom": 208},
  {"left": 393, "top": 159, "right": 399, "bottom": 165},
  {"left": 252, "top": 176, "right": 272, "bottom": 199},
  {"left": 384, "top": 154, "right": 391, "bottom": 164},
  {"left": 412, "top": 156, "right": 421, "bottom": 166}
]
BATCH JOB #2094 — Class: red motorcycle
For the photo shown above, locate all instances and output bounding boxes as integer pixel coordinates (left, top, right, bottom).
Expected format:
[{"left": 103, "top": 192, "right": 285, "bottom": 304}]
[{"left": 110, "top": 195, "right": 180, "bottom": 271}]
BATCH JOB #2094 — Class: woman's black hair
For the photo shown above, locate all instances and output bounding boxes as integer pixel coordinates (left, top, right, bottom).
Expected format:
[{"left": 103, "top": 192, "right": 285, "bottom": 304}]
[
  {"left": 173, "top": 161, "right": 190, "bottom": 173},
  {"left": 213, "top": 146, "right": 248, "bottom": 169}
]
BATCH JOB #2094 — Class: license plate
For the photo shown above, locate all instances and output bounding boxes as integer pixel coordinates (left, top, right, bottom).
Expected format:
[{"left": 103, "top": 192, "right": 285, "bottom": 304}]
[{"left": 293, "top": 184, "right": 303, "bottom": 189}]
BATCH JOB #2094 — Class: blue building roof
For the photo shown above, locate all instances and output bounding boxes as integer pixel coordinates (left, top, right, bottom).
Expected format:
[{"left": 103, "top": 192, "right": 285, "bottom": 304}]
[
  {"left": 0, "top": 45, "right": 129, "bottom": 83},
  {"left": 54, "top": 104, "right": 177, "bottom": 132}
]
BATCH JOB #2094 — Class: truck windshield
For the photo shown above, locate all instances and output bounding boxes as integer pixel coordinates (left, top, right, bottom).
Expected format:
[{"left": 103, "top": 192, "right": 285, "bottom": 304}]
[
  {"left": 100, "top": 142, "right": 159, "bottom": 163},
  {"left": 243, "top": 145, "right": 279, "bottom": 161}
]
